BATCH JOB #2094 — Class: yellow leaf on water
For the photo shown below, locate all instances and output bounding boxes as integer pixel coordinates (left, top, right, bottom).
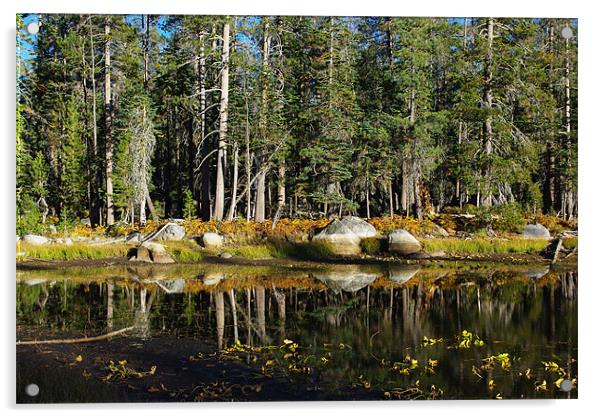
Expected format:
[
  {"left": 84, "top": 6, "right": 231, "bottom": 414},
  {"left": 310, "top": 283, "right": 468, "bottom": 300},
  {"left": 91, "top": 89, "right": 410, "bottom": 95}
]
[{"left": 75, "top": 355, "right": 83, "bottom": 362}]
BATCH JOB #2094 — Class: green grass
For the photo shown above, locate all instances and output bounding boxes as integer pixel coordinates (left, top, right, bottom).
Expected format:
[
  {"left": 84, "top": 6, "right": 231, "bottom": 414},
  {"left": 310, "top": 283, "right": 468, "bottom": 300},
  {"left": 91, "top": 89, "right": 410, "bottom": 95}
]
[
  {"left": 17, "top": 242, "right": 132, "bottom": 260},
  {"left": 163, "top": 241, "right": 205, "bottom": 262},
  {"left": 360, "top": 237, "right": 387, "bottom": 255},
  {"left": 562, "top": 237, "right": 578, "bottom": 250},
  {"left": 222, "top": 240, "right": 335, "bottom": 260},
  {"left": 422, "top": 237, "right": 549, "bottom": 254},
  {"left": 229, "top": 245, "right": 275, "bottom": 259}
]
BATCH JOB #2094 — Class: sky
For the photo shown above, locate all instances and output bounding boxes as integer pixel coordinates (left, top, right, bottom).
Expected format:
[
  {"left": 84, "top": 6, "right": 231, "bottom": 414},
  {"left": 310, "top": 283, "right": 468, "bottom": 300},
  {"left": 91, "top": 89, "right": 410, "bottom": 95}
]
[{"left": 16, "top": 14, "right": 577, "bottom": 64}]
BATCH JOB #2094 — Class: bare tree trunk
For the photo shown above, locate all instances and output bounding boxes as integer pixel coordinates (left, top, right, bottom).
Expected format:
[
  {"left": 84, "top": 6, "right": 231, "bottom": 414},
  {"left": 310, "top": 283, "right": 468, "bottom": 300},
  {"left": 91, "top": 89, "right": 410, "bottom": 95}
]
[
  {"left": 255, "top": 168, "right": 266, "bottom": 222},
  {"left": 213, "top": 20, "right": 230, "bottom": 220},
  {"left": 365, "top": 172, "right": 370, "bottom": 219},
  {"left": 455, "top": 18, "right": 468, "bottom": 206},
  {"left": 255, "top": 286, "right": 266, "bottom": 343},
  {"left": 89, "top": 17, "right": 101, "bottom": 226},
  {"left": 401, "top": 164, "right": 408, "bottom": 216},
  {"left": 104, "top": 18, "right": 115, "bottom": 226},
  {"left": 543, "top": 23, "right": 556, "bottom": 214},
  {"left": 277, "top": 163, "right": 285, "bottom": 215},
  {"left": 228, "top": 289, "right": 238, "bottom": 343},
  {"left": 145, "top": 192, "right": 158, "bottom": 221},
  {"left": 139, "top": 198, "right": 147, "bottom": 225},
  {"left": 244, "top": 84, "right": 252, "bottom": 222},
  {"left": 214, "top": 292, "right": 224, "bottom": 350},
  {"left": 563, "top": 22, "right": 573, "bottom": 219},
  {"left": 482, "top": 17, "right": 494, "bottom": 207},
  {"left": 255, "top": 18, "right": 271, "bottom": 223},
  {"left": 226, "top": 142, "right": 239, "bottom": 220},
  {"left": 409, "top": 83, "right": 423, "bottom": 221},
  {"left": 388, "top": 180, "right": 394, "bottom": 217},
  {"left": 106, "top": 281, "right": 114, "bottom": 331}
]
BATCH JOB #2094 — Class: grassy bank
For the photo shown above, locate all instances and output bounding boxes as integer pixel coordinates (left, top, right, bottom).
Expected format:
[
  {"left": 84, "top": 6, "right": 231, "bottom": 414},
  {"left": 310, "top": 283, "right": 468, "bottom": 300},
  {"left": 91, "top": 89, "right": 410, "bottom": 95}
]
[
  {"left": 16, "top": 242, "right": 132, "bottom": 261},
  {"left": 16, "top": 235, "right": 558, "bottom": 264},
  {"left": 421, "top": 237, "right": 550, "bottom": 255}
]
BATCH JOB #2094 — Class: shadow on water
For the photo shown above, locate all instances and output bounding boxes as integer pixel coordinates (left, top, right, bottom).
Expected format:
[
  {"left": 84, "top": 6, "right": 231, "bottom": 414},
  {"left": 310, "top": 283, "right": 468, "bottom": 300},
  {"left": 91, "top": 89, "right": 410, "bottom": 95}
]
[{"left": 16, "top": 263, "right": 577, "bottom": 402}]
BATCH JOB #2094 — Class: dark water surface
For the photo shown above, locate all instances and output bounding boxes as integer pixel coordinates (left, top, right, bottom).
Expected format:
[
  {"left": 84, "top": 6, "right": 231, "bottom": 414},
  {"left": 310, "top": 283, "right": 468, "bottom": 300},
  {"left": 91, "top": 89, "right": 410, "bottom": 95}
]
[{"left": 16, "top": 263, "right": 577, "bottom": 402}]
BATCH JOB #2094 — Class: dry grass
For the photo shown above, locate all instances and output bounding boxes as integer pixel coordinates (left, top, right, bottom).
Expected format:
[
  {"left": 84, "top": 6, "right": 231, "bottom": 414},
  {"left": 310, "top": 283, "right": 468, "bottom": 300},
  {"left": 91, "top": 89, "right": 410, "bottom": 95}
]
[
  {"left": 422, "top": 237, "right": 549, "bottom": 254},
  {"left": 17, "top": 242, "right": 132, "bottom": 261}
]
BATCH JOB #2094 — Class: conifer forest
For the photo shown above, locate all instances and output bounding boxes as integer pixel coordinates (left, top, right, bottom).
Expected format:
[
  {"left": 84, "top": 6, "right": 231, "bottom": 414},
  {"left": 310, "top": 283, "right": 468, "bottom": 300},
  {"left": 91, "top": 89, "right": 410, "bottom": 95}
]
[{"left": 16, "top": 15, "right": 578, "bottom": 230}]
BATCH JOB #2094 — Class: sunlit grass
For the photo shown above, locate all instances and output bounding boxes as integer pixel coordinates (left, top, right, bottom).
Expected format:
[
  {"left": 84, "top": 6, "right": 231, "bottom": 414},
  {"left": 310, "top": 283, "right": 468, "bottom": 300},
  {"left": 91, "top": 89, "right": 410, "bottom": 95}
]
[
  {"left": 222, "top": 240, "right": 335, "bottom": 260},
  {"left": 17, "top": 242, "right": 132, "bottom": 260},
  {"left": 163, "top": 241, "right": 205, "bottom": 262},
  {"left": 562, "top": 237, "right": 577, "bottom": 250},
  {"left": 422, "top": 237, "right": 549, "bottom": 254},
  {"left": 360, "top": 237, "right": 387, "bottom": 255}
]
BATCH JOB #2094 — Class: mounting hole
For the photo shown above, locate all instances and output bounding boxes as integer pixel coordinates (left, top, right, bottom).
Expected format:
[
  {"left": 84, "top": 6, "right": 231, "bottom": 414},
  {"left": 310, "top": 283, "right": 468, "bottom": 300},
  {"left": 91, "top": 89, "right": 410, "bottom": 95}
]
[
  {"left": 561, "top": 26, "right": 573, "bottom": 40},
  {"left": 559, "top": 379, "right": 573, "bottom": 392},
  {"left": 26, "top": 22, "right": 39, "bottom": 35},
  {"left": 25, "top": 383, "right": 39, "bottom": 397}
]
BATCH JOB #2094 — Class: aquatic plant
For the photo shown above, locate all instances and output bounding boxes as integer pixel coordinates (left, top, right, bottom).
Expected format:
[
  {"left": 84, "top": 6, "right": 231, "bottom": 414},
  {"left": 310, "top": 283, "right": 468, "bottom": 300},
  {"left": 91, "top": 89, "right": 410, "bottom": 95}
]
[{"left": 102, "top": 360, "right": 156, "bottom": 382}]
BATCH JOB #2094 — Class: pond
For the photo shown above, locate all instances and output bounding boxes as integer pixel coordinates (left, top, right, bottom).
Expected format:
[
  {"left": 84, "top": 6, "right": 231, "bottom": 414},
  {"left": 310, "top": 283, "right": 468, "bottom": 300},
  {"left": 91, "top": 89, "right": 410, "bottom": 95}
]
[{"left": 16, "top": 263, "right": 577, "bottom": 402}]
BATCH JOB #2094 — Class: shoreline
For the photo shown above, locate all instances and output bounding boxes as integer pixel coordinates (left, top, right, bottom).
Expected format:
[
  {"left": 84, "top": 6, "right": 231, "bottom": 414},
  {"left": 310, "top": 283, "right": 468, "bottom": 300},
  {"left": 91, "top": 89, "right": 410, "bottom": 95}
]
[{"left": 16, "top": 251, "right": 574, "bottom": 272}]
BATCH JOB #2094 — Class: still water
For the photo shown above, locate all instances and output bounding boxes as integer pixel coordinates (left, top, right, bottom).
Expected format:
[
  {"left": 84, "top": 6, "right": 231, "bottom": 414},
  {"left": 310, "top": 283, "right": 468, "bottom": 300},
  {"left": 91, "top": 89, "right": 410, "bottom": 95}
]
[{"left": 16, "top": 263, "right": 577, "bottom": 402}]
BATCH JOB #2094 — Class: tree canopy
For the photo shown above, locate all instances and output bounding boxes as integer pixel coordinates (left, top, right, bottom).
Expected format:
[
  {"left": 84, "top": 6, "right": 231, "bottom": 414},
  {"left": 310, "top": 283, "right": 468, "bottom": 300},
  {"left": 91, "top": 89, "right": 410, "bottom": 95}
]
[{"left": 16, "top": 15, "right": 578, "bottom": 232}]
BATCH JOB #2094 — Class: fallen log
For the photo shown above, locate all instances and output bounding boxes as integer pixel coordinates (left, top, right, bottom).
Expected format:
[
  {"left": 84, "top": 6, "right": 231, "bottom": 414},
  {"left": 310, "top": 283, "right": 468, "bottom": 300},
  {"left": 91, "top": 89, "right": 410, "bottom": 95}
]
[
  {"left": 16, "top": 326, "right": 135, "bottom": 345},
  {"left": 551, "top": 237, "right": 564, "bottom": 264}
]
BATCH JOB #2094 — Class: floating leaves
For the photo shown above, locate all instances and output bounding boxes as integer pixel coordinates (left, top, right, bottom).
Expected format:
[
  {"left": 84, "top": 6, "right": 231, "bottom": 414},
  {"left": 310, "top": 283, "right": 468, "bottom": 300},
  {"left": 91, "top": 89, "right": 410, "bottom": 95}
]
[
  {"left": 481, "top": 353, "right": 512, "bottom": 372},
  {"left": 103, "top": 360, "right": 157, "bottom": 382},
  {"left": 192, "top": 381, "right": 262, "bottom": 401},
  {"left": 450, "top": 330, "right": 485, "bottom": 349},
  {"left": 384, "top": 380, "right": 444, "bottom": 400},
  {"left": 421, "top": 336, "right": 443, "bottom": 347}
]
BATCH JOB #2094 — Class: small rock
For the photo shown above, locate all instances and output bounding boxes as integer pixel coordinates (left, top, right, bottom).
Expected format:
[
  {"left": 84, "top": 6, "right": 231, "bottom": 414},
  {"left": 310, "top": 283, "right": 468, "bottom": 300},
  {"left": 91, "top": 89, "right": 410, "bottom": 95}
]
[
  {"left": 130, "top": 242, "right": 175, "bottom": 264},
  {"left": 22, "top": 234, "right": 49, "bottom": 245},
  {"left": 313, "top": 270, "right": 378, "bottom": 293},
  {"left": 428, "top": 250, "right": 446, "bottom": 258},
  {"left": 126, "top": 231, "right": 142, "bottom": 243},
  {"left": 219, "top": 252, "right": 233, "bottom": 259},
  {"left": 338, "top": 216, "right": 377, "bottom": 239},
  {"left": 147, "top": 222, "right": 186, "bottom": 241},
  {"left": 53, "top": 237, "right": 73, "bottom": 246},
  {"left": 203, "top": 273, "right": 224, "bottom": 286},
  {"left": 523, "top": 223, "right": 551, "bottom": 239},
  {"left": 388, "top": 266, "right": 421, "bottom": 284},
  {"left": 80, "top": 218, "right": 92, "bottom": 227},
  {"left": 202, "top": 232, "right": 223, "bottom": 248},
  {"left": 312, "top": 220, "right": 362, "bottom": 256},
  {"left": 432, "top": 224, "right": 449, "bottom": 237},
  {"left": 388, "top": 229, "right": 421, "bottom": 255}
]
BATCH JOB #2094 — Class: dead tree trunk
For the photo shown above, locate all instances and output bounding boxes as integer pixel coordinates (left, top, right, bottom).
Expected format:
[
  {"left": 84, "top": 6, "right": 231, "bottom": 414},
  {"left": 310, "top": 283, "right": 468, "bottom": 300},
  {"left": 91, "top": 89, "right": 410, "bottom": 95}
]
[
  {"left": 255, "top": 18, "right": 271, "bottom": 223},
  {"left": 104, "top": 17, "right": 115, "bottom": 225},
  {"left": 213, "top": 20, "right": 230, "bottom": 220},
  {"left": 482, "top": 17, "right": 494, "bottom": 207}
]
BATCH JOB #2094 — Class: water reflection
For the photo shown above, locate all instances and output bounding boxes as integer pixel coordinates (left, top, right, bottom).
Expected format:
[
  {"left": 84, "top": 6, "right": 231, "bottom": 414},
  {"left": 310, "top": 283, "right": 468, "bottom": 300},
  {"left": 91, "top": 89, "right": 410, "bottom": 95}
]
[{"left": 16, "top": 265, "right": 577, "bottom": 399}]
